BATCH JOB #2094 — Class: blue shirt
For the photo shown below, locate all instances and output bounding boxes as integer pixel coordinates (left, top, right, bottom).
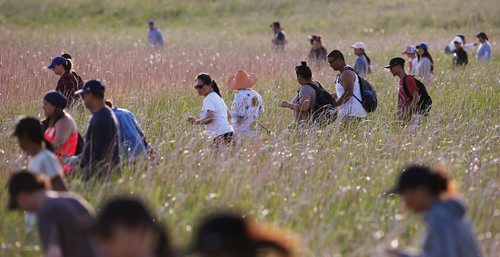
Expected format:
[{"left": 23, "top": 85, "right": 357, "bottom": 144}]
[
  {"left": 476, "top": 42, "right": 492, "bottom": 62},
  {"left": 354, "top": 55, "right": 368, "bottom": 78},
  {"left": 80, "top": 106, "right": 120, "bottom": 180},
  {"left": 113, "top": 107, "right": 147, "bottom": 159},
  {"left": 148, "top": 28, "right": 164, "bottom": 47}
]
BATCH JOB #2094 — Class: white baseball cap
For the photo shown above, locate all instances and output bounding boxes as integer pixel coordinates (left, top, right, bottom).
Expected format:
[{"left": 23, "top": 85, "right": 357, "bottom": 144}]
[
  {"left": 351, "top": 42, "right": 366, "bottom": 50},
  {"left": 453, "top": 36, "right": 463, "bottom": 44}
]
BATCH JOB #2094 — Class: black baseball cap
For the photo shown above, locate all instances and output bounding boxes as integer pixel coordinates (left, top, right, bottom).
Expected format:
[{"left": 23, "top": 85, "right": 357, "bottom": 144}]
[
  {"left": 384, "top": 57, "right": 405, "bottom": 69},
  {"left": 7, "top": 171, "right": 47, "bottom": 210},
  {"left": 75, "top": 79, "right": 106, "bottom": 96},
  {"left": 385, "top": 165, "right": 434, "bottom": 195}
]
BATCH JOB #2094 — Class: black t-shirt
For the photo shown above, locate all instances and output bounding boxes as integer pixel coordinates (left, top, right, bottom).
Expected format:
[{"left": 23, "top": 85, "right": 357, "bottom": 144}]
[{"left": 454, "top": 48, "right": 468, "bottom": 66}]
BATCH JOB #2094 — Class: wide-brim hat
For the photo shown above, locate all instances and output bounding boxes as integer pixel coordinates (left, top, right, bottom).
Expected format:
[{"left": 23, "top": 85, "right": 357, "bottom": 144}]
[{"left": 227, "top": 70, "right": 257, "bottom": 90}]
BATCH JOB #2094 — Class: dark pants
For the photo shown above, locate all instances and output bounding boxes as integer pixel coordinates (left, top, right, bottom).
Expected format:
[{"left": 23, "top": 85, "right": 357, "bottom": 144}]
[{"left": 213, "top": 132, "right": 233, "bottom": 147}]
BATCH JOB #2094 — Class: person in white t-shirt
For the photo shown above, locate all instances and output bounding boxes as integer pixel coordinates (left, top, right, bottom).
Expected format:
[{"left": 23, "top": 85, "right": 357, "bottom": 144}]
[
  {"left": 188, "top": 73, "right": 234, "bottom": 146},
  {"left": 13, "top": 116, "right": 67, "bottom": 191}
]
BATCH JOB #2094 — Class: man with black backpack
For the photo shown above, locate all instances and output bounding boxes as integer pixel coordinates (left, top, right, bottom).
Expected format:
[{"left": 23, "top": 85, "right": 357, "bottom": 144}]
[
  {"left": 385, "top": 57, "right": 432, "bottom": 123},
  {"left": 280, "top": 61, "right": 337, "bottom": 126}
]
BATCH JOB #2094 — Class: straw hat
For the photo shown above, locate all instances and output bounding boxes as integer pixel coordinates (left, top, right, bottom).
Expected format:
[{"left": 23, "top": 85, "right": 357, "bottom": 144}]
[{"left": 227, "top": 69, "right": 257, "bottom": 90}]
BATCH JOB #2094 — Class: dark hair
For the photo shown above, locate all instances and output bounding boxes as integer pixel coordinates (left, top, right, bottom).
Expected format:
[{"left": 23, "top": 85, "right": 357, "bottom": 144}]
[
  {"left": 327, "top": 50, "right": 345, "bottom": 62},
  {"left": 105, "top": 99, "right": 114, "bottom": 108},
  {"left": 41, "top": 108, "right": 67, "bottom": 131},
  {"left": 418, "top": 49, "right": 434, "bottom": 73},
  {"left": 61, "top": 53, "right": 72, "bottom": 60},
  {"left": 295, "top": 61, "right": 312, "bottom": 80},
  {"left": 309, "top": 35, "right": 321, "bottom": 45},
  {"left": 60, "top": 53, "right": 74, "bottom": 71},
  {"left": 7, "top": 170, "right": 49, "bottom": 209},
  {"left": 196, "top": 73, "right": 221, "bottom": 97},
  {"left": 363, "top": 52, "right": 371, "bottom": 66},
  {"left": 94, "top": 197, "right": 175, "bottom": 257},
  {"left": 14, "top": 116, "right": 54, "bottom": 152},
  {"left": 392, "top": 165, "right": 455, "bottom": 197},
  {"left": 191, "top": 212, "right": 294, "bottom": 257}
]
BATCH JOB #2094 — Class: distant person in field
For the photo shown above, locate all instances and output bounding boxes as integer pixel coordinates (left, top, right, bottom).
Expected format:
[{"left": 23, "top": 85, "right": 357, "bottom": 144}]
[
  {"left": 385, "top": 165, "right": 482, "bottom": 257},
  {"left": 280, "top": 61, "right": 316, "bottom": 124},
  {"left": 61, "top": 53, "right": 84, "bottom": 90},
  {"left": 13, "top": 116, "right": 67, "bottom": 191},
  {"left": 475, "top": 32, "right": 492, "bottom": 62},
  {"left": 445, "top": 35, "right": 475, "bottom": 54},
  {"left": 351, "top": 42, "right": 371, "bottom": 78},
  {"left": 41, "top": 91, "right": 79, "bottom": 175},
  {"left": 105, "top": 100, "right": 150, "bottom": 160},
  {"left": 452, "top": 36, "right": 468, "bottom": 68},
  {"left": 415, "top": 43, "right": 434, "bottom": 85},
  {"left": 402, "top": 45, "right": 418, "bottom": 75},
  {"left": 7, "top": 171, "right": 100, "bottom": 257},
  {"left": 308, "top": 35, "right": 328, "bottom": 63},
  {"left": 48, "top": 56, "right": 79, "bottom": 103},
  {"left": 227, "top": 69, "right": 264, "bottom": 139},
  {"left": 147, "top": 19, "right": 164, "bottom": 48},
  {"left": 75, "top": 80, "right": 120, "bottom": 181},
  {"left": 271, "top": 22, "right": 287, "bottom": 52},
  {"left": 93, "top": 197, "right": 175, "bottom": 257},
  {"left": 188, "top": 73, "right": 234, "bottom": 146},
  {"left": 327, "top": 50, "right": 367, "bottom": 123},
  {"left": 188, "top": 212, "right": 295, "bottom": 257}
]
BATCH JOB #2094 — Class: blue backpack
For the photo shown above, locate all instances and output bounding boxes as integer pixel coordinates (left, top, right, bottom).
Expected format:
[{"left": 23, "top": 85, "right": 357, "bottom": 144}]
[{"left": 341, "top": 66, "right": 378, "bottom": 112}]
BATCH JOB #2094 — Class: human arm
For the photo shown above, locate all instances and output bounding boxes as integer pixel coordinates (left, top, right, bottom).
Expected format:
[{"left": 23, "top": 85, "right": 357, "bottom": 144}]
[
  {"left": 336, "top": 70, "right": 356, "bottom": 106},
  {"left": 188, "top": 111, "right": 215, "bottom": 125},
  {"left": 38, "top": 210, "right": 61, "bottom": 256},
  {"left": 52, "top": 118, "right": 75, "bottom": 152}
]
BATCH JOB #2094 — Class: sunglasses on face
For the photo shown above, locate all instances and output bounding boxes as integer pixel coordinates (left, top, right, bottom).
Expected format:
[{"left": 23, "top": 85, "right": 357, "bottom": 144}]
[{"left": 194, "top": 84, "right": 205, "bottom": 90}]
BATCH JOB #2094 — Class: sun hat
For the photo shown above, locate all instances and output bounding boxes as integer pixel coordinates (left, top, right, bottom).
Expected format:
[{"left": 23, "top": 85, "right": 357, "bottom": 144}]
[
  {"left": 44, "top": 90, "right": 68, "bottom": 109},
  {"left": 402, "top": 45, "right": 416, "bottom": 54},
  {"left": 227, "top": 70, "right": 257, "bottom": 90},
  {"left": 351, "top": 42, "right": 366, "bottom": 50},
  {"left": 47, "top": 56, "right": 67, "bottom": 69}
]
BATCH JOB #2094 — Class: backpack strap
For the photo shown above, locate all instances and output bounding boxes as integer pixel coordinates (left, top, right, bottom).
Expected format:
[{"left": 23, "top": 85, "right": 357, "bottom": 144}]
[
  {"left": 340, "top": 66, "right": 363, "bottom": 105},
  {"left": 402, "top": 75, "right": 413, "bottom": 100}
]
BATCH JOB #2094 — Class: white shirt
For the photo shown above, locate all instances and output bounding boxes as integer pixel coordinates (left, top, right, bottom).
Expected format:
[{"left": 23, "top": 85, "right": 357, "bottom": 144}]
[
  {"left": 335, "top": 68, "right": 367, "bottom": 119},
  {"left": 201, "top": 92, "right": 233, "bottom": 138},
  {"left": 417, "top": 57, "right": 433, "bottom": 85},
  {"left": 231, "top": 89, "right": 264, "bottom": 138},
  {"left": 410, "top": 57, "right": 419, "bottom": 75},
  {"left": 28, "top": 149, "right": 63, "bottom": 178}
]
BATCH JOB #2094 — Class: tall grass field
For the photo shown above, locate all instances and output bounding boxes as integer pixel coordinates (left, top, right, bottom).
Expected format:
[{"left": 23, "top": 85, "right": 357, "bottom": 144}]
[{"left": 0, "top": 0, "right": 499, "bottom": 256}]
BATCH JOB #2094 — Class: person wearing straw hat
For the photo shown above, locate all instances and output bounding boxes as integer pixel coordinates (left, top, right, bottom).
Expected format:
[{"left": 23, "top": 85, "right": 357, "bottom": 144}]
[{"left": 228, "top": 69, "right": 264, "bottom": 139}]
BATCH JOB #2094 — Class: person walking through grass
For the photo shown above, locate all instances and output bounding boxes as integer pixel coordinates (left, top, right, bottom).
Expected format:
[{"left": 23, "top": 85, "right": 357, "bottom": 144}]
[
  {"left": 61, "top": 52, "right": 84, "bottom": 90},
  {"left": 188, "top": 73, "right": 234, "bottom": 146},
  {"left": 228, "top": 69, "right": 264, "bottom": 139},
  {"left": 93, "top": 197, "right": 175, "bottom": 257},
  {"left": 75, "top": 80, "right": 120, "bottom": 181},
  {"left": 385, "top": 164, "right": 482, "bottom": 257},
  {"left": 7, "top": 171, "right": 99, "bottom": 257},
  {"left": 452, "top": 36, "right": 468, "bottom": 68},
  {"left": 308, "top": 35, "right": 328, "bottom": 63},
  {"left": 271, "top": 22, "right": 287, "bottom": 52},
  {"left": 415, "top": 43, "right": 434, "bottom": 85},
  {"left": 351, "top": 42, "right": 371, "bottom": 78},
  {"left": 475, "top": 32, "right": 492, "bottom": 62},
  {"left": 402, "top": 45, "right": 418, "bottom": 75},
  {"left": 48, "top": 56, "right": 79, "bottom": 103},
  {"left": 41, "top": 91, "right": 79, "bottom": 176},
  {"left": 147, "top": 19, "right": 164, "bottom": 48},
  {"left": 188, "top": 212, "right": 296, "bottom": 257}
]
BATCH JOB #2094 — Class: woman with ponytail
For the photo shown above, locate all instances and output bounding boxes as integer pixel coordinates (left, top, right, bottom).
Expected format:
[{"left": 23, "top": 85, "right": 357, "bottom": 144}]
[
  {"left": 188, "top": 73, "right": 234, "bottom": 146},
  {"left": 13, "top": 116, "right": 67, "bottom": 191},
  {"left": 93, "top": 197, "right": 176, "bottom": 257},
  {"left": 188, "top": 212, "right": 296, "bottom": 257},
  {"left": 385, "top": 164, "right": 482, "bottom": 257},
  {"left": 47, "top": 56, "right": 79, "bottom": 103}
]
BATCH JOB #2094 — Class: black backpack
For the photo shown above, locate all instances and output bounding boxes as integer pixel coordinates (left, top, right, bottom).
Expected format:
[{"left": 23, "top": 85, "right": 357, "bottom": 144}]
[
  {"left": 402, "top": 75, "right": 432, "bottom": 116},
  {"left": 75, "top": 132, "right": 84, "bottom": 155},
  {"left": 304, "top": 81, "right": 337, "bottom": 124},
  {"left": 341, "top": 66, "right": 378, "bottom": 112}
]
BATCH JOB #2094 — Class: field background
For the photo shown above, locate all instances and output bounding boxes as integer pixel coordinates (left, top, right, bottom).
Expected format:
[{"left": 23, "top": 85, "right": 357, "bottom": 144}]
[{"left": 0, "top": 0, "right": 499, "bottom": 256}]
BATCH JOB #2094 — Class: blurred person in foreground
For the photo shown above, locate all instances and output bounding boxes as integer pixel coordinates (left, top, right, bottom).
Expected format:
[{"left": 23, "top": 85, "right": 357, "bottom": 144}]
[
  {"left": 7, "top": 171, "right": 99, "bottom": 257},
  {"left": 105, "top": 100, "right": 151, "bottom": 161},
  {"left": 75, "top": 80, "right": 120, "bottom": 181},
  {"left": 308, "top": 35, "right": 328, "bottom": 64},
  {"left": 385, "top": 164, "right": 482, "bottom": 257},
  {"left": 188, "top": 212, "right": 296, "bottom": 257},
  {"left": 475, "top": 32, "right": 492, "bottom": 62},
  {"left": 402, "top": 45, "right": 418, "bottom": 75},
  {"left": 148, "top": 19, "right": 164, "bottom": 48},
  {"left": 42, "top": 91, "right": 80, "bottom": 175},
  {"left": 93, "top": 197, "right": 175, "bottom": 257},
  {"left": 188, "top": 73, "right": 234, "bottom": 147},
  {"left": 228, "top": 69, "right": 264, "bottom": 139},
  {"left": 271, "top": 22, "right": 287, "bottom": 52},
  {"left": 47, "top": 56, "right": 79, "bottom": 103}
]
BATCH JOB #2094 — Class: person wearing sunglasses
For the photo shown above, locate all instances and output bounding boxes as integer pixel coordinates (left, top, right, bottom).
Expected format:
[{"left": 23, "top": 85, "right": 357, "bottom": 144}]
[{"left": 188, "top": 73, "right": 234, "bottom": 146}]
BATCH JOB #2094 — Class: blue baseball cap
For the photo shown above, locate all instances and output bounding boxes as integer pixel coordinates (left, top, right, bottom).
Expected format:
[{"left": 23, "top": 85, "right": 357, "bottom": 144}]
[
  {"left": 416, "top": 43, "right": 428, "bottom": 50},
  {"left": 47, "top": 56, "right": 67, "bottom": 69},
  {"left": 75, "top": 80, "right": 106, "bottom": 96}
]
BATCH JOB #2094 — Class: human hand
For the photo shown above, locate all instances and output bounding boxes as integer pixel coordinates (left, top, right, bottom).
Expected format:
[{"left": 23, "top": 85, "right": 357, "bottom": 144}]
[
  {"left": 280, "top": 101, "right": 289, "bottom": 108},
  {"left": 187, "top": 116, "right": 196, "bottom": 124}
]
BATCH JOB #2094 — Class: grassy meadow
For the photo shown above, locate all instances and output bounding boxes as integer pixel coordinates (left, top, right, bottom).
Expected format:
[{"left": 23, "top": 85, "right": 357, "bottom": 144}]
[{"left": 0, "top": 0, "right": 499, "bottom": 256}]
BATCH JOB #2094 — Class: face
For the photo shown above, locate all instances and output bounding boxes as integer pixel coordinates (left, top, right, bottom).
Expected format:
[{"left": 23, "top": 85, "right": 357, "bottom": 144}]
[
  {"left": 328, "top": 58, "right": 342, "bottom": 71},
  {"left": 195, "top": 79, "right": 211, "bottom": 96},
  {"left": 401, "top": 187, "right": 428, "bottom": 213},
  {"left": 354, "top": 48, "right": 363, "bottom": 56},
  {"left": 478, "top": 37, "right": 485, "bottom": 43},
  {"left": 312, "top": 40, "right": 321, "bottom": 50},
  {"left": 417, "top": 48, "right": 424, "bottom": 55},
  {"left": 454, "top": 42, "right": 462, "bottom": 48},
  {"left": 149, "top": 23, "right": 154, "bottom": 30},
  {"left": 16, "top": 192, "right": 36, "bottom": 212},
  {"left": 81, "top": 92, "right": 93, "bottom": 109},
  {"left": 272, "top": 25, "right": 278, "bottom": 33},
  {"left": 16, "top": 135, "right": 30, "bottom": 152},
  {"left": 43, "top": 100, "right": 56, "bottom": 118},
  {"left": 389, "top": 65, "right": 401, "bottom": 76},
  {"left": 98, "top": 226, "right": 145, "bottom": 257},
  {"left": 53, "top": 64, "right": 64, "bottom": 75}
]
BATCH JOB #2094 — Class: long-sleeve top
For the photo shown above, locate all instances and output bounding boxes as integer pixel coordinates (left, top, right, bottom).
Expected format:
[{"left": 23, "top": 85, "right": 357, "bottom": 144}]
[
  {"left": 354, "top": 55, "right": 369, "bottom": 78},
  {"left": 308, "top": 47, "right": 328, "bottom": 62},
  {"left": 148, "top": 28, "right": 164, "bottom": 47},
  {"left": 112, "top": 107, "right": 148, "bottom": 159},
  {"left": 56, "top": 72, "right": 78, "bottom": 102},
  {"left": 476, "top": 41, "right": 492, "bottom": 62},
  {"left": 80, "top": 106, "right": 120, "bottom": 180},
  {"left": 416, "top": 57, "right": 433, "bottom": 85}
]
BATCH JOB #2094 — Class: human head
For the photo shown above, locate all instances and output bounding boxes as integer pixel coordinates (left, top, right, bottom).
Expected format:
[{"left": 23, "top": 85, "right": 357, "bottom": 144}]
[
  {"left": 13, "top": 116, "right": 53, "bottom": 154},
  {"left": 386, "top": 165, "right": 455, "bottom": 213},
  {"left": 476, "top": 32, "right": 488, "bottom": 43},
  {"left": 48, "top": 56, "right": 72, "bottom": 76},
  {"left": 416, "top": 43, "right": 428, "bottom": 56},
  {"left": 61, "top": 53, "right": 72, "bottom": 60},
  {"left": 43, "top": 90, "right": 67, "bottom": 118},
  {"left": 271, "top": 22, "right": 281, "bottom": 33},
  {"left": 295, "top": 61, "right": 312, "bottom": 85},
  {"left": 453, "top": 36, "right": 463, "bottom": 48},
  {"left": 195, "top": 73, "right": 221, "bottom": 97},
  {"left": 7, "top": 170, "right": 48, "bottom": 212},
  {"left": 327, "top": 50, "right": 346, "bottom": 71},
  {"left": 309, "top": 35, "right": 322, "bottom": 49},
  {"left": 148, "top": 19, "right": 155, "bottom": 30},
  {"left": 93, "top": 197, "right": 174, "bottom": 257},
  {"left": 402, "top": 45, "right": 416, "bottom": 58},
  {"left": 189, "top": 212, "right": 293, "bottom": 257},
  {"left": 351, "top": 42, "right": 366, "bottom": 56},
  {"left": 385, "top": 57, "right": 405, "bottom": 77},
  {"left": 75, "top": 80, "right": 106, "bottom": 110}
]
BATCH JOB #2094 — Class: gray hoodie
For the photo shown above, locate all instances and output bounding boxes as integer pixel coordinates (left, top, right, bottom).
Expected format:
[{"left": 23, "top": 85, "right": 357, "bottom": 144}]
[{"left": 401, "top": 199, "right": 482, "bottom": 257}]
